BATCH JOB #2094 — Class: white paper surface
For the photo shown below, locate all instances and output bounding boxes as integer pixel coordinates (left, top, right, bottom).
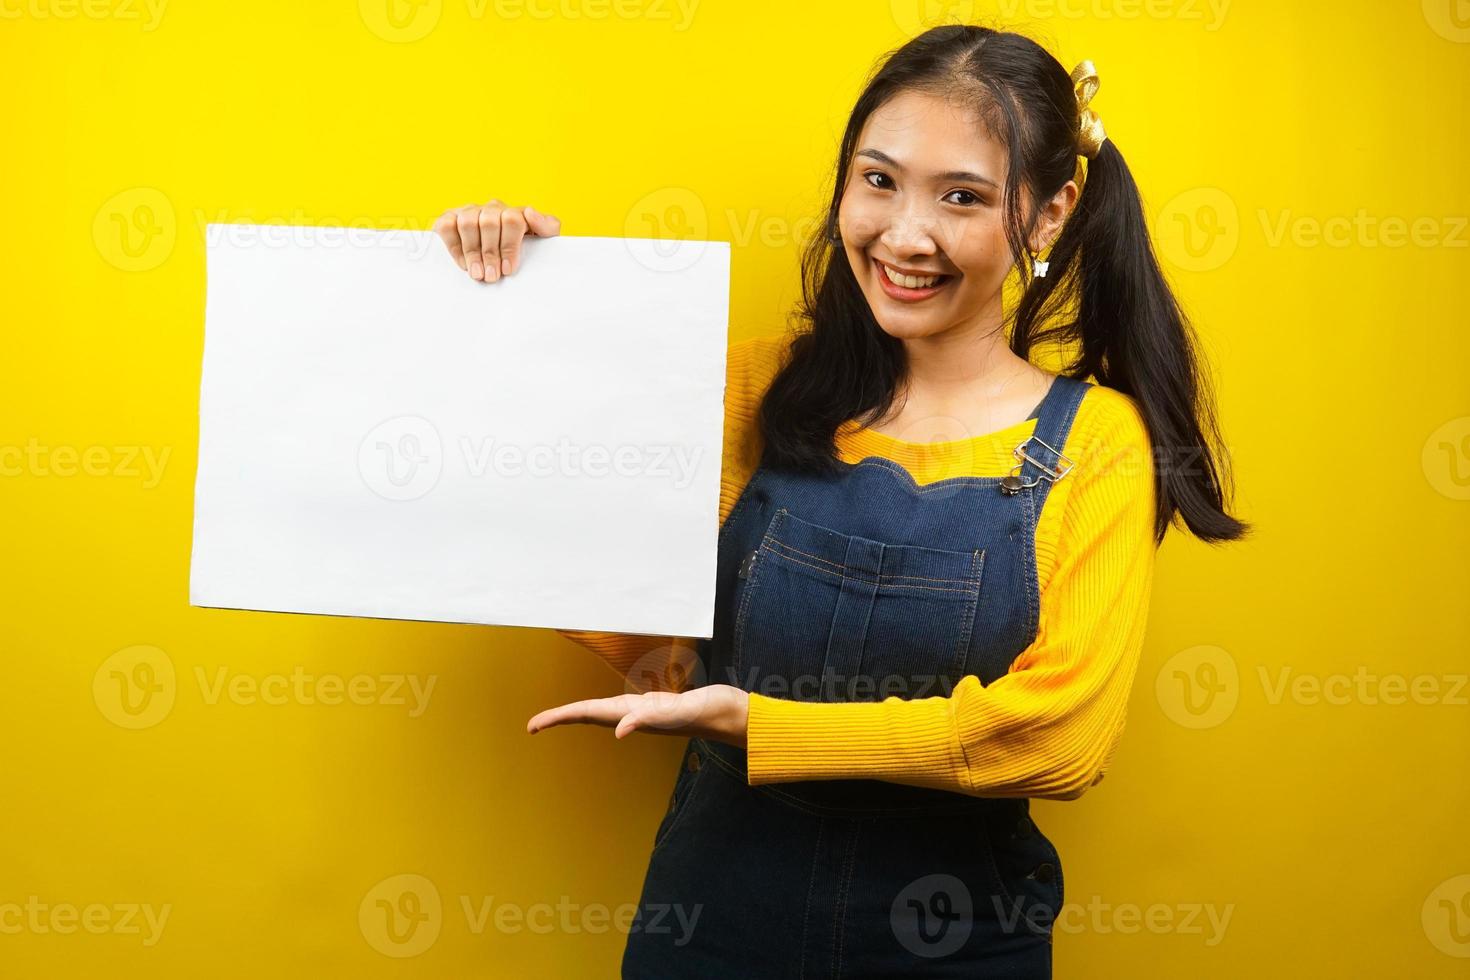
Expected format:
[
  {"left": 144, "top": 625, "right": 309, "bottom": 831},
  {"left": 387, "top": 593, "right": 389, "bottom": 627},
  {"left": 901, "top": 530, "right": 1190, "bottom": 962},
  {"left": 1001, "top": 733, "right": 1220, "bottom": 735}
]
[{"left": 190, "top": 224, "right": 730, "bottom": 638}]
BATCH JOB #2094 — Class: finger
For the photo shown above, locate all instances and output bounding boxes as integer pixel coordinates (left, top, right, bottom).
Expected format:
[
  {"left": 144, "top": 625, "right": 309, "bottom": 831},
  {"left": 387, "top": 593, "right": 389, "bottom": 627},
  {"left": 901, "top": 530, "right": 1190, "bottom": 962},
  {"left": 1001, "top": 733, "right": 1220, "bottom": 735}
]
[
  {"left": 478, "top": 200, "right": 504, "bottom": 283},
  {"left": 615, "top": 713, "right": 643, "bottom": 739},
  {"left": 432, "top": 210, "right": 467, "bottom": 271},
  {"left": 498, "top": 207, "right": 528, "bottom": 277},
  {"left": 526, "top": 696, "right": 633, "bottom": 733},
  {"left": 456, "top": 207, "right": 485, "bottom": 281},
  {"left": 523, "top": 205, "right": 562, "bottom": 240}
]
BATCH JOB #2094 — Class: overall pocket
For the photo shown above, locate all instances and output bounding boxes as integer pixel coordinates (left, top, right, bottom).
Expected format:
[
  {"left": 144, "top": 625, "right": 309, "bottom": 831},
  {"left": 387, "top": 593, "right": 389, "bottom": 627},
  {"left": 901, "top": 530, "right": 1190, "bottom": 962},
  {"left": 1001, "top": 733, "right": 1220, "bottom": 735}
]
[
  {"left": 731, "top": 507, "right": 984, "bottom": 701},
  {"left": 650, "top": 741, "right": 708, "bottom": 855},
  {"left": 975, "top": 808, "right": 1064, "bottom": 938}
]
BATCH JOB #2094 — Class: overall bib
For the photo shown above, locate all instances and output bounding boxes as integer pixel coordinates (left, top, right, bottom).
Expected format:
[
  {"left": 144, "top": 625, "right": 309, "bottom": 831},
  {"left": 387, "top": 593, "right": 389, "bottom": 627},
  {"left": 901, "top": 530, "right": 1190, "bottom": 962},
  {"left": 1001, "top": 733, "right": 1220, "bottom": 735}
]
[{"left": 622, "top": 375, "right": 1092, "bottom": 979}]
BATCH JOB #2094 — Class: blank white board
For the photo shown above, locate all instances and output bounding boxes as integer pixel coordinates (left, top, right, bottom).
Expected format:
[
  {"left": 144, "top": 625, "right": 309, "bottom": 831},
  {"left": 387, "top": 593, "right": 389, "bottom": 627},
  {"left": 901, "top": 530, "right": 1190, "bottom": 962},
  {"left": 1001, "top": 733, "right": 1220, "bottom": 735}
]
[{"left": 190, "top": 224, "right": 730, "bottom": 637}]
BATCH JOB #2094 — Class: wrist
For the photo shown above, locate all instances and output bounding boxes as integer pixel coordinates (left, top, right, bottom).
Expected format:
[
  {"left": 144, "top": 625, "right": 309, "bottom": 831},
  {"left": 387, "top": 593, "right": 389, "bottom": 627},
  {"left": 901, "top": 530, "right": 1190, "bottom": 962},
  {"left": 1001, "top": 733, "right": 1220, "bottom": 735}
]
[{"left": 716, "top": 685, "right": 750, "bottom": 749}]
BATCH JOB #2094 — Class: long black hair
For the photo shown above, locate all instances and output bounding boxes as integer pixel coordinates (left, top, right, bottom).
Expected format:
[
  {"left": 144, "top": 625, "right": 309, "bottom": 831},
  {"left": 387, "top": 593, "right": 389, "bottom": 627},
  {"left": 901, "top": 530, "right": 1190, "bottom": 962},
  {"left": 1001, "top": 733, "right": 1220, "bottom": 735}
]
[{"left": 757, "top": 24, "right": 1249, "bottom": 545}]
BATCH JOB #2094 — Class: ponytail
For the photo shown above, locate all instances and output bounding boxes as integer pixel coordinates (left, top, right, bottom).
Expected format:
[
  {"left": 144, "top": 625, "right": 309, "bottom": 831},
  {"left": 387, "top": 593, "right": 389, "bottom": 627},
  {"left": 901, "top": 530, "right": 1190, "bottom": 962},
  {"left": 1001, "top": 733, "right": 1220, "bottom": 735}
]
[{"left": 1015, "top": 138, "right": 1250, "bottom": 544}]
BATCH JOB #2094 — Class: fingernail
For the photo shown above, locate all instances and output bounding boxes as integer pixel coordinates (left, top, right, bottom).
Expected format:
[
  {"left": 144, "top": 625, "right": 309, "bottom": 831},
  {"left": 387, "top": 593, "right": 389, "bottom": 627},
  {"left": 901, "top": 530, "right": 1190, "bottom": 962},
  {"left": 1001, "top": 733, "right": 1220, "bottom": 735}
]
[
  {"left": 501, "top": 258, "right": 511, "bottom": 276},
  {"left": 487, "top": 264, "right": 499, "bottom": 282},
  {"left": 470, "top": 259, "right": 482, "bottom": 280}
]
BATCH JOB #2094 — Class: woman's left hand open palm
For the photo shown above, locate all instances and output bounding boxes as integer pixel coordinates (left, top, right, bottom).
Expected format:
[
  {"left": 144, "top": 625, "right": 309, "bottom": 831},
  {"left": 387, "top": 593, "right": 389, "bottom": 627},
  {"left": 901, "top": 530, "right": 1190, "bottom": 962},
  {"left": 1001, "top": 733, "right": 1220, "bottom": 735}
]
[{"left": 527, "top": 684, "right": 750, "bottom": 749}]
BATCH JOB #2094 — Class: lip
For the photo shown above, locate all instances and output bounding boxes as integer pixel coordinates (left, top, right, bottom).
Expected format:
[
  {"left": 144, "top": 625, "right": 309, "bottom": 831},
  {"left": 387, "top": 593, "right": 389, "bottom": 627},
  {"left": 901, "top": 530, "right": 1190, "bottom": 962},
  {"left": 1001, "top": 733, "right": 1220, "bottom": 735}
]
[{"left": 872, "top": 257, "right": 952, "bottom": 302}]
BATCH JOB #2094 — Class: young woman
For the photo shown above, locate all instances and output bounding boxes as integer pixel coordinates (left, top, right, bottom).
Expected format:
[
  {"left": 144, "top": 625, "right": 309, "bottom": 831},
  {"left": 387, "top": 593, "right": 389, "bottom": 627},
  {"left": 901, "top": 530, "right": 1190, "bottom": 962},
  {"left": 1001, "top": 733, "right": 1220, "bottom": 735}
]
[{"left": 436, "top": 24, "right": 1247, "bottom": 978}]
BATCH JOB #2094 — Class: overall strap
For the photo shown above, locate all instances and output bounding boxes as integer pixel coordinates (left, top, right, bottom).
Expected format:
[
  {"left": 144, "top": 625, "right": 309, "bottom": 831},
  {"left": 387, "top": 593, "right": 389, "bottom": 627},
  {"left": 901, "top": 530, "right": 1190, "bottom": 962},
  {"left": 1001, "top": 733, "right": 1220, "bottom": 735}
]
[{"left": 1009, "top": 373, "right": 1093, "bottom": 516}]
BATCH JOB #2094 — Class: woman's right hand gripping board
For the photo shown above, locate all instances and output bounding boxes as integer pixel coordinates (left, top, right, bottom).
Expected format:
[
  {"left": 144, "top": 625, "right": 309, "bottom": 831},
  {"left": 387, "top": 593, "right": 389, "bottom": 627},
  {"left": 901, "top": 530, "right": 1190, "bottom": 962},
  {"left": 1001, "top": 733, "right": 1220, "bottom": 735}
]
[{"left": 433, "top": 199, "right": 562, "bottom": 282}]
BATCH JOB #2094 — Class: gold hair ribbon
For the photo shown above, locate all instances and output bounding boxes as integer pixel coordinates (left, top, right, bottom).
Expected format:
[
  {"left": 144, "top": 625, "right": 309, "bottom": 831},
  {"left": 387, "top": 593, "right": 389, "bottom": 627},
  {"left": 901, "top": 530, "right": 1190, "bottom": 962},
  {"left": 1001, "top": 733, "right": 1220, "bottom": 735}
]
[{"left": 1071, "top": 60, "right": 1107, "bottom": 159}]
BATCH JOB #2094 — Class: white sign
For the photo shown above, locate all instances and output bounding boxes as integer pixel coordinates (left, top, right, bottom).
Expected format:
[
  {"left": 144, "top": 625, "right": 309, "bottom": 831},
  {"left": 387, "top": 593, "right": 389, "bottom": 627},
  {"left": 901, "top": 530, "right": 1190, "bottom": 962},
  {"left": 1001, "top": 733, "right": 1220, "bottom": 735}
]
[{"left": 190, "top": 225, "right": 729, "bottom": 637}]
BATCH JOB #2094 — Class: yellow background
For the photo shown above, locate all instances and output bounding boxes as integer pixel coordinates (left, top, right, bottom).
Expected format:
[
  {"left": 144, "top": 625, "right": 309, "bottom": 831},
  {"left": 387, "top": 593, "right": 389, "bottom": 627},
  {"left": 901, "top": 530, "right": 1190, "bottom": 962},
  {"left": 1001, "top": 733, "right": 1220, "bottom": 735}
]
[{"left": 3, "top": 0, "right": 1469, "bottom": 975}]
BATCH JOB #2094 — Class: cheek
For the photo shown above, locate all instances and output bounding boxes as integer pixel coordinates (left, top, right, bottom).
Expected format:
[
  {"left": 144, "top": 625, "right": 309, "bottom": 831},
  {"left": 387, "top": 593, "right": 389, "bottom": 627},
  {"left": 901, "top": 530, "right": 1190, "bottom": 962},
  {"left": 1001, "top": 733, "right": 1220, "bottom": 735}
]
[
  {"left": 949, "top": 222, "right": 1011, "bottom": 277},
  {"left": 838, "top": 195, "right": 882, "bottom": 247}
]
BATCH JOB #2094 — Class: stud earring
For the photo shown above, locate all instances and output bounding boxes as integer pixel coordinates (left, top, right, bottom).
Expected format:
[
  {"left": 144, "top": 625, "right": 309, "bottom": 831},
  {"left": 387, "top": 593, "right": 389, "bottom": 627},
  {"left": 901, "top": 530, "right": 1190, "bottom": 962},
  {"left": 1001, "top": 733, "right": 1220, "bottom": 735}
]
[{"left": 1032, "top": 252, "right": 1049, "bottom": 278}]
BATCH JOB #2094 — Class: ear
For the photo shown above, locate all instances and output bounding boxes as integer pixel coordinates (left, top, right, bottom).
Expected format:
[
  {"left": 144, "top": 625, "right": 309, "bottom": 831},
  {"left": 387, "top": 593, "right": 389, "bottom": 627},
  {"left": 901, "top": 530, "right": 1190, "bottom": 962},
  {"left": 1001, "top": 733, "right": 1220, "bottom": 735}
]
[{"left": 1027, "top": 179, "right": 1080, "bottom": 253}]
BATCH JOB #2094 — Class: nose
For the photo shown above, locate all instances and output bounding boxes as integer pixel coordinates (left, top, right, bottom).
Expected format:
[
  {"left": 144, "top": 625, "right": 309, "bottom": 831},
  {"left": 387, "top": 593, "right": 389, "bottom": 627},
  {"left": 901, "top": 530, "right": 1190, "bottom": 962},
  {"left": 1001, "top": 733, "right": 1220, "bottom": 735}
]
[{"left": 876, "top": 205, "right": 941, "bottom": 260}]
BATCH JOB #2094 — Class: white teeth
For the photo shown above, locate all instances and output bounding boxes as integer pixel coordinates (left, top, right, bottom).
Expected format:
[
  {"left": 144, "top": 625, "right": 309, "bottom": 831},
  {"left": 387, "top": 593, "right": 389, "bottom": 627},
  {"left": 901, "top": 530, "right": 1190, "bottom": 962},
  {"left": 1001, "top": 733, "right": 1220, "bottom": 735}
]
[{"left": 880, "top": 264, "right": 943, "bottom": 289}]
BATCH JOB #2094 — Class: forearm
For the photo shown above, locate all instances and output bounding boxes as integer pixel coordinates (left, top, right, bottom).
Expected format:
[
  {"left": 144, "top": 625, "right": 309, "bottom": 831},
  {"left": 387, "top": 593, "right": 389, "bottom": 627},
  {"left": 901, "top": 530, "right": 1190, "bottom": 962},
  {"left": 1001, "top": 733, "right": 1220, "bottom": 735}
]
[
  {"left": 744, "top": 668, "right": 1120, "bottom": 801},
  {"left": 554, "top": 628, "right": 700, "bottom": 692}
]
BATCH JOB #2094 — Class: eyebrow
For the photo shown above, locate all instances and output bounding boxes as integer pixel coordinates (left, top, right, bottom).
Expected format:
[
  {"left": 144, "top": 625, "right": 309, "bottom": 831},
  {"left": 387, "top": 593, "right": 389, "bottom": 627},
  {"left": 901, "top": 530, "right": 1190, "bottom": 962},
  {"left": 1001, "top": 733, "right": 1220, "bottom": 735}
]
[{"left": 855, "top": 148, "right": 1000, "bottom": 190}]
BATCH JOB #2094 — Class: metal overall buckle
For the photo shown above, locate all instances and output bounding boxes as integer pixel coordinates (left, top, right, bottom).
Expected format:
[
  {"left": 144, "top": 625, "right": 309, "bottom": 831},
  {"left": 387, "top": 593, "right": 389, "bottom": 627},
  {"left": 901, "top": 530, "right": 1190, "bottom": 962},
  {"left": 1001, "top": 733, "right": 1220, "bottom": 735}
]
[{"left": 1000, "top": 435, "right": 1074, "bottom": 495}]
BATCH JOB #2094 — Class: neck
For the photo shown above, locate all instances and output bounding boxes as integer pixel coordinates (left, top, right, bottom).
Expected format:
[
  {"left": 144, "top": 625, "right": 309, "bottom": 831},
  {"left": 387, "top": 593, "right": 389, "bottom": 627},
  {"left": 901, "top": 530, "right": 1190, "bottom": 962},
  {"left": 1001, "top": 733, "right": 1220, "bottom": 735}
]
[{"left": 895, "top": 316, "right": 1033, "bottom": 403}]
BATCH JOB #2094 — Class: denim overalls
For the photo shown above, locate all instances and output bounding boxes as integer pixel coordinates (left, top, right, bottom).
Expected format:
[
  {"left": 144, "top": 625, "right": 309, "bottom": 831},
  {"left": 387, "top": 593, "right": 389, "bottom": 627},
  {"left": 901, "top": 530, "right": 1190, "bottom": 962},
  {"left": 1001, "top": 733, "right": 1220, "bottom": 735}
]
[{"left": 622, "top": 375, "right": 1092, "bottom": 979}]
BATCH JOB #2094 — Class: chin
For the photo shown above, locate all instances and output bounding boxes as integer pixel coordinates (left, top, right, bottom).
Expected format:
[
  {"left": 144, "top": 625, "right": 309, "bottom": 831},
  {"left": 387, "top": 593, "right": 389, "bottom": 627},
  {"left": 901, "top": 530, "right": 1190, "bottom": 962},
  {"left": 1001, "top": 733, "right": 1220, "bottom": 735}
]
[{"left": 870, "top": 312, "right": 949, "bottom": 340}]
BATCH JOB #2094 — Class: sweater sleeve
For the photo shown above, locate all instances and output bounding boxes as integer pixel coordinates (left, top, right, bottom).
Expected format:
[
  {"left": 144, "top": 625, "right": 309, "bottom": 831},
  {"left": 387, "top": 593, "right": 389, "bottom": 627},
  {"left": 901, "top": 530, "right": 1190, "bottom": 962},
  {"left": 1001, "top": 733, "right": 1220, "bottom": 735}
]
[
  {"left": 743, "top": 388, "right": 1158, "bottom": 801},
  {"left": 552, "top": 334, "right": 789, "bottom": 692}
]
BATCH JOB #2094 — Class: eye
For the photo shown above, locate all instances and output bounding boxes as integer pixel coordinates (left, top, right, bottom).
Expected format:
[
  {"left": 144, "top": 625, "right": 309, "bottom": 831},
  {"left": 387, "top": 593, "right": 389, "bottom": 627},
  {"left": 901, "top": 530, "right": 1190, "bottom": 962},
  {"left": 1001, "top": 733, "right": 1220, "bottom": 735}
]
[
  {"left": 944, "top": 189, "right": 982, "bottom": 206},
  {"left": 862, "top": 170, "right": 894, "bottom": 190}
]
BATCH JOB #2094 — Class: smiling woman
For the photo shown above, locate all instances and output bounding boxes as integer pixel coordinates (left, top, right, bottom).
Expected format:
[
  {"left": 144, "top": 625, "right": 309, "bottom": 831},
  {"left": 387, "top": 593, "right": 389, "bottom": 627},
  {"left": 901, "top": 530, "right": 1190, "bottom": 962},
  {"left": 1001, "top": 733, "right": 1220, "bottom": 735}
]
[
  {"left": 449, "top": 22, "right": 1248, "bottom": 979},
  {"left": 842, "top": 105, "right": 1048, "bottom": 315}
]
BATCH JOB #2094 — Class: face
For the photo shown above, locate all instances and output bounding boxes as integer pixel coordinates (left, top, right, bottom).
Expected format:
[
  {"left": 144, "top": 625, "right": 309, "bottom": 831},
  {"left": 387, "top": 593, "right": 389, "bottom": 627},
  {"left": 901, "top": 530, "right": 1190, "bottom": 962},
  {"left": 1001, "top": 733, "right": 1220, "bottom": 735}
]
[{"left": 837, "top": 88, "right": 1058, "bottom": 341}]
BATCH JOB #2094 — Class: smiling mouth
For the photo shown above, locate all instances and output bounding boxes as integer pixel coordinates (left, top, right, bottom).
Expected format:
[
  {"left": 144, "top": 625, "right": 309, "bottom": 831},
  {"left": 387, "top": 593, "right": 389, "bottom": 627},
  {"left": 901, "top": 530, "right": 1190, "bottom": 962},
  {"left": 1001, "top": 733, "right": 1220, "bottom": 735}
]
[{"left": 872, "top": 258, "right": 953, "bottom": 298}]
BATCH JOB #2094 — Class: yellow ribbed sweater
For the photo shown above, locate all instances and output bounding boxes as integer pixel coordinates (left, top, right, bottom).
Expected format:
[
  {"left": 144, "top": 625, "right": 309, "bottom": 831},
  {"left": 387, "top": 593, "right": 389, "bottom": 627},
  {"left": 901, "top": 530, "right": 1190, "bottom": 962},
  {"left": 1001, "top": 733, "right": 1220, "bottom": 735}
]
[{"left": 557, "top": 333, "right": 1157, "bottom": 802}]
